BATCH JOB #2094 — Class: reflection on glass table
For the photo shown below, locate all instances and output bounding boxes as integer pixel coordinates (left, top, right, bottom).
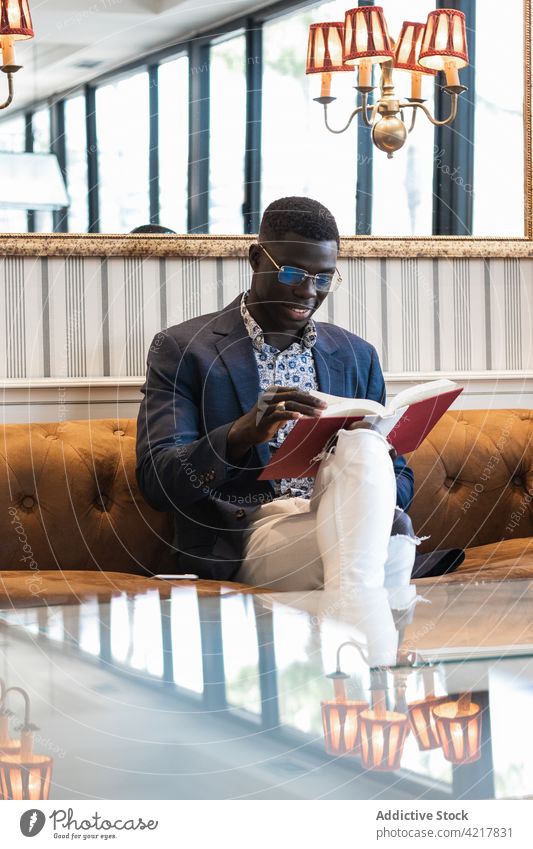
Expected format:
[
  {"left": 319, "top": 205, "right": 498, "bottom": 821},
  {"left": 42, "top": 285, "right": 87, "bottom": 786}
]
[{"left": 1, "top": 579, "right": 533, "bottom": 799}]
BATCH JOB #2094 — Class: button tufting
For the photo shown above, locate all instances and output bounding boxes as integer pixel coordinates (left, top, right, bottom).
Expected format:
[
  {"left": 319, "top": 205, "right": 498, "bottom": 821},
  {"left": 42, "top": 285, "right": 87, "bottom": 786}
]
[
  {"left": 94, "top": 494, "right": 111, "bottom": 512},
  {"left": 114, "top": 429, "right": 125, "bottom": 436},
  {"left": 21, "top": 496, "right": 35, "bottom": 509},
  {"left": 235, "top": 508, "right": 246, "bottom": 519},
  {"left": 512, "top": 476, "right": 522, "bottom": 487},
  {"left": 444, "top": 477, "right": 454, "bottom": 489}
]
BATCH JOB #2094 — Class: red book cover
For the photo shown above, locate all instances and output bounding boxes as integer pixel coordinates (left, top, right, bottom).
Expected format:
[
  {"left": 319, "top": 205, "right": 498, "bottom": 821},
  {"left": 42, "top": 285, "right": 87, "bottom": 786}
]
[{"left": 258, "top": 387, "right": 463, "bottom": 480}]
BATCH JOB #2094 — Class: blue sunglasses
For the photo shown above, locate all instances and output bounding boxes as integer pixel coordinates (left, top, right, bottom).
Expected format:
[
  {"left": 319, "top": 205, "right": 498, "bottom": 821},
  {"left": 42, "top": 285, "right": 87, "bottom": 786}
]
[{"left": 257, "top": 243, "right": 342, "bottom": 293}]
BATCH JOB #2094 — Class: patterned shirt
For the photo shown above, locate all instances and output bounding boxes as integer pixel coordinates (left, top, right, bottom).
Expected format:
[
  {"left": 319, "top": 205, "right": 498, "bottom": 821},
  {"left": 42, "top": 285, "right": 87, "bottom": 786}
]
[{"left": 240, "top": 290, "right": 318, "bottom": 499}]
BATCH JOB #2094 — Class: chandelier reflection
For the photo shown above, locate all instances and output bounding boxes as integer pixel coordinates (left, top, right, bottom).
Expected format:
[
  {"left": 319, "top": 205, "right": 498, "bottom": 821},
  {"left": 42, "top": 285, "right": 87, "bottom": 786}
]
[
  {"left": 322, "top": 641, "right": 409, "bottom": 771},
  {"left": 321, "top": 642, "right": 483, "bottom": 771},
  {"left": 306, "top": 7, "right": 469, "bottom": 157},
  {"left": 0, "top": 686, "right": 53, "bottom": 800}
]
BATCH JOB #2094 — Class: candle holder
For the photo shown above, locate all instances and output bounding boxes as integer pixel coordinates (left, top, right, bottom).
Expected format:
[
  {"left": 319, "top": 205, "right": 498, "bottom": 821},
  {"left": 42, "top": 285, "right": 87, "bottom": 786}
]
[{"left": 0, "top": 687, "right": 53, "bottom": 800}]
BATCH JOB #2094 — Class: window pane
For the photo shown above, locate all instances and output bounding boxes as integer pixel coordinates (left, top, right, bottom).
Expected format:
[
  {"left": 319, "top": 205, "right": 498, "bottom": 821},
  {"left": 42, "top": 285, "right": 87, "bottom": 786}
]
[
  {"left": 96, "top": 71, "right": 149, "bottom": 232},
  {"left": 158, "top": 55, "right": 189, "bottom": 233},
  {"left": 32, "top": 108, "right": 50, "bottom": 153},
  {"left": 31, "top": 108, "right": 54, "bottom": 231},
  {"left": 371, "top": 0, "right": 435, "bottom": 236},
  {"left": 0, "top": 116, "right": 27, "bottom": 231},
  {"left": 473, "top": 0, "right": 523, "bottom": 235},
  {"left": 65, "top": 95, "right": 89, "bottom": 232},
  {"left": 262, "top": 1, "right": 357, "bottom": 234},
  {"left": 209, "top": 34, "right": 246, "bottom": 233}
]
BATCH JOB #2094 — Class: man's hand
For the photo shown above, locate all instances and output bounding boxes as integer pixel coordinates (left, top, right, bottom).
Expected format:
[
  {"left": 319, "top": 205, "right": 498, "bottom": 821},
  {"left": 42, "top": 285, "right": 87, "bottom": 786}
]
[{"left": 227, "top": 387, "right": 327, "bottom": 461}]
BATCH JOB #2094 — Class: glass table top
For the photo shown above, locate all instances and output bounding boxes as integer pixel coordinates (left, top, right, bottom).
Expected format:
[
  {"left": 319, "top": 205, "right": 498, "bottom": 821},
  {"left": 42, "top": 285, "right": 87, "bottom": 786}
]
[{"left": 1, "top": 578, "right": 533, "bottom": 800}]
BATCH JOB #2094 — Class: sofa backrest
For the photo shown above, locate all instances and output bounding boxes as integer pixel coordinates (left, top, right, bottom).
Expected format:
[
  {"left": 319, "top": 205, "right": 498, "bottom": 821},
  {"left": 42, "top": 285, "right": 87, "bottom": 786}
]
[
  {"left": 1, "top": 410, "right": 531, "bottom": 574},
  {"left": 408, "top": 409, "right": 533, "bottom": 552},
  {"left": 0, "top": 419, "right": 174, "bottom": 576}
]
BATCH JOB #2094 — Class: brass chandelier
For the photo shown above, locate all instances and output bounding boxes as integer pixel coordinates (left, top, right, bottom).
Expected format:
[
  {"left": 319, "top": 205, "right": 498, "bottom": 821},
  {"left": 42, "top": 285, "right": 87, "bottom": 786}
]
[{"left": 306, "top": 6, "right": 469, "bottom": 158}]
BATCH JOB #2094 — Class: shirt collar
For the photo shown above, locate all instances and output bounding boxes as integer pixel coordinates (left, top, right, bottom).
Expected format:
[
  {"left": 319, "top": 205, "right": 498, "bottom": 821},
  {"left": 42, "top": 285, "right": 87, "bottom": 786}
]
[{"left": 240, "top": 290, "right": 317, "bottom": 353}]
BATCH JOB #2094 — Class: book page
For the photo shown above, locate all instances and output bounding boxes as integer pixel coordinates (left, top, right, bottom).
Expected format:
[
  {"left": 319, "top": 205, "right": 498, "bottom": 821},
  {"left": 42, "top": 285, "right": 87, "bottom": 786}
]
[
  {"left": 309, "top": 390, "right": 385, "bottom": 417},
  {"left": 387, "top": 378, "right": 458, "bottom": 414}
]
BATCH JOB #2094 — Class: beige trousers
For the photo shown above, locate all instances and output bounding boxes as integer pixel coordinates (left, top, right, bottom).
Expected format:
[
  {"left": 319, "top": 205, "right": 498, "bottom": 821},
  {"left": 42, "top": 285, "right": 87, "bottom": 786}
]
[{"left": 237, "top": 428, "right": 419, "bottom": 592}]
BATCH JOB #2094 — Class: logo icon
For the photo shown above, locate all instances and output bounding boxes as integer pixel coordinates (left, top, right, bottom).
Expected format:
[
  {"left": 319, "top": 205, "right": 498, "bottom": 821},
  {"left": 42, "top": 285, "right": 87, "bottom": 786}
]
[{"left": 20, "top": 810, "right": 46, "bottom": 837}]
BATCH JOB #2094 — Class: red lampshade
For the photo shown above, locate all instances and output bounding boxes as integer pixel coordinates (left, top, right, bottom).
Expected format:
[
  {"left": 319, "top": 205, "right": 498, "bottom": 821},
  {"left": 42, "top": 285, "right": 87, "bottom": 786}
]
[
  {"left": 306, "top": 22, "right": 352, "bottom": 74},
  {"left": 408, "top": 695, "right": 448, "bottom": 751},
  {"left": 432, "top": 700, "right": 482, "bottom": 764},
  {"left": 394, "top": 21, "right": 437, "bottom": 75},
  {"left": 0, "top": 752, "right": 53, "bottom": 800},
  {"left": 321, "top": 700, "right": 369, "bottom": 756},
  {"left": 419, "top": 9, "right": 468, "bottom": 72},
  {"left": 343, "top": 6, "right": 394, "bottom": 65},
  {"left": 0, "top": 0, "right": 34, "bottom": 39},
  {"left": 358, "top": 709, "right": 410, "bottom": 771}
]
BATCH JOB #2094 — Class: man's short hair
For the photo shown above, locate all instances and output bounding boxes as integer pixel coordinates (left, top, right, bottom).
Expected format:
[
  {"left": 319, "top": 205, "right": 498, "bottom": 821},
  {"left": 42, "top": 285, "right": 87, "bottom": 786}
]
[{"left": 259, "top": 196, "right": 340, "bottom": 247}]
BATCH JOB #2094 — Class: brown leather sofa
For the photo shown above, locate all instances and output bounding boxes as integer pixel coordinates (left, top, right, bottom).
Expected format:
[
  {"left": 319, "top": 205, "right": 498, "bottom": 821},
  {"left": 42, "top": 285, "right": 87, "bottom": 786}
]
[{"left": 1, "top": 410, "right": 532, "bottom": 604}]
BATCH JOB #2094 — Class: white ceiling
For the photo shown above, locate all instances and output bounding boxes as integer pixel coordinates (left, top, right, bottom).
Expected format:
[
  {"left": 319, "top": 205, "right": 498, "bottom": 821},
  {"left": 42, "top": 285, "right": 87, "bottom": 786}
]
[{"left": 11, "top": 0, "right": 272, "bottom": 109}]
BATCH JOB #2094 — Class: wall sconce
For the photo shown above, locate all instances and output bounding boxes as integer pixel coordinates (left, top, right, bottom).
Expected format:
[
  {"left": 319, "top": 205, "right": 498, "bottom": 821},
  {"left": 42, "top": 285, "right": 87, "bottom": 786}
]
[
  {"left": 0, "top": 686, "right": 53, "bottom": 800},
  {"left": 432, "top": 692, "right": 482, "bottom": 764},
  {"left": 0, "top": 678, "right": 20, "bottom": 755},
  {"left": 0, "top": 0, "right": 34, "bottom": 110},
  {"left": 407, "top": 668, "right": 448, "bottom": 751}
]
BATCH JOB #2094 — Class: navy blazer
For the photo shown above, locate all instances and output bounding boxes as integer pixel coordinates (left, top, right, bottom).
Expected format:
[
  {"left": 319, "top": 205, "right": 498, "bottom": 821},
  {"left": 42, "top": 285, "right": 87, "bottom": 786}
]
[{"left": 136, "top": 294, "right": 414, "bottom": 579}]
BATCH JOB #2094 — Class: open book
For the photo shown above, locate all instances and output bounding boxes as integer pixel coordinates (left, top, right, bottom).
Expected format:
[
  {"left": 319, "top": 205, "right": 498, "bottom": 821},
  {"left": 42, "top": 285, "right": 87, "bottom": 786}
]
[{"left": 258, "top": 378, "right": 462, "bottom": 480}]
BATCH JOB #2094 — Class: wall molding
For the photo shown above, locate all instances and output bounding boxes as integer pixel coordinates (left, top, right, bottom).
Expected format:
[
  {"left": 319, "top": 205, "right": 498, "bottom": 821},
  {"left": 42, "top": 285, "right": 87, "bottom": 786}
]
[
  {"left": 1, "top": 235, "right": 533, "bottom": 258},
  {"left": 2, "top": 372, "right": 531, "bottom": 426}
]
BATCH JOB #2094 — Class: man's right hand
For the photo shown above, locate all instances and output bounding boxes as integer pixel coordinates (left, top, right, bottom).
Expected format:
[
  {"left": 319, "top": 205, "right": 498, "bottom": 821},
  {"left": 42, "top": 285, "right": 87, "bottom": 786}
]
[{"left": 227, "top": 387, "right": 327, "bottom": 462}]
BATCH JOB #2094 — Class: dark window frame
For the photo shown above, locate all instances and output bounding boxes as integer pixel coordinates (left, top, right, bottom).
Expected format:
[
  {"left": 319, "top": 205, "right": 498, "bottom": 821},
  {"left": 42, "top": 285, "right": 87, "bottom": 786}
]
[{"left": 5, "top": 0, "right": 479, "bottom": 235}]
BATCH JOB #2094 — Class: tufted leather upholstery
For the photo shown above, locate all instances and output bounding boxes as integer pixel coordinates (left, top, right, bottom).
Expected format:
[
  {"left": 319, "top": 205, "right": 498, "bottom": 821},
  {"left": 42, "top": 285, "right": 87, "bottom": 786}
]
[
  {"left": 408, "top": 409, "right": 533, "bottom": 552},
  {"left": 0, "top": 411, "right": 531, "bottom": 579},
  {"left": 0, "top": 419, "right": 174, "bottom": 575}
]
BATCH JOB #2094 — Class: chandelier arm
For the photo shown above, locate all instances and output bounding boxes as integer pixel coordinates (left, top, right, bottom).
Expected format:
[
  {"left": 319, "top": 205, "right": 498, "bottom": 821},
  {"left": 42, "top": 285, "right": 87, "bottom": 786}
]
[
  {"left": 0, "top": 72, "right": 14, "bottom": 110},
  {"left": 323, "top": 103, "right": 362, "bottom": 135},
  {"left": 359, "top": 92, "right": 376, "bottom": 129},
  {"left": 335, "top": 639, "right": 369, "bottom": 671},
  {"left": 407, "top": 94, "right": 459, "bottom": 128},
  {"left": 407, "top": 107, "right": 418, "bottom": 134}
]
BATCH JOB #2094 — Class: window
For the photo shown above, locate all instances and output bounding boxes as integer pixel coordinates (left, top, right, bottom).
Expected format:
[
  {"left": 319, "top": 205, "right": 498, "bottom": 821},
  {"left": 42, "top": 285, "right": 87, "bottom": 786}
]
[
  {"left": 0, "top": 115, "right": 27, "bottom": 231},
  {"left": 31, "top": 107, "right": 54, "bottom": 232},
  {"left": 209, "top": 33, "right": 247, "bottom": 233},
  {"left": 65, "top": 95, "right": 89, "bottom": 232},
  {"left": 371, "top": 0, "right": 435, "bottom": 236},
  {"left": 96, "top": 71, "right": 150, "bottom": 232},
  {"left": 158, "top": 55, "right": 189, "bottom": 233},
  {"left": 473, "top": 0, "right": 523, "bottom": 235},
  {"left": 262, "top": 1, "right": 358, "bottom": 235}
]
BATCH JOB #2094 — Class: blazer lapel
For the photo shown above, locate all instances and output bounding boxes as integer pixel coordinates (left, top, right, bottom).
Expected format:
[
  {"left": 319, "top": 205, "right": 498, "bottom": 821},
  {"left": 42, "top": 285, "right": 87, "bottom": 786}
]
[
  {"left": 313, "top": 325, "right": 345, "bottom": 396},
  {"left": 213, "top": 298, "right": 270, "bottom": 469}
]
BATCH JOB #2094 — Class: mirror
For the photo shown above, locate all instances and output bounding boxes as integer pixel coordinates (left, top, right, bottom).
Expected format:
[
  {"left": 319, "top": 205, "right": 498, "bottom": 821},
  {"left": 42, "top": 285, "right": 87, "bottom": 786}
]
[{"left": 0, "top": 0, "right": 528, "bottom": 240}]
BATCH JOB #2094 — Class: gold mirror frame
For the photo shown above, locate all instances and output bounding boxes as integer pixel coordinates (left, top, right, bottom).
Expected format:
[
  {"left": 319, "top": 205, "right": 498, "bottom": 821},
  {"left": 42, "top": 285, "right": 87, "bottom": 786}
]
[{"left": 0, "top": 0, "right": 530, "bottom": 261}]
